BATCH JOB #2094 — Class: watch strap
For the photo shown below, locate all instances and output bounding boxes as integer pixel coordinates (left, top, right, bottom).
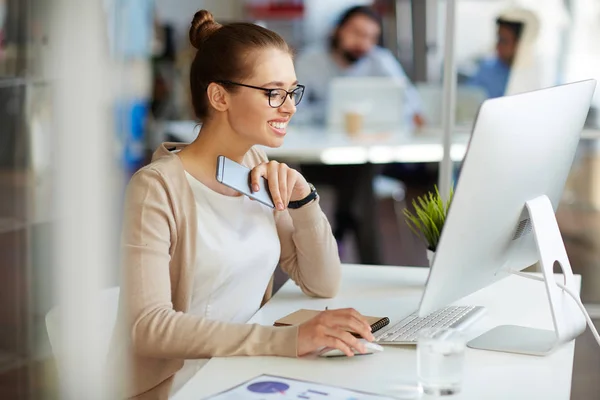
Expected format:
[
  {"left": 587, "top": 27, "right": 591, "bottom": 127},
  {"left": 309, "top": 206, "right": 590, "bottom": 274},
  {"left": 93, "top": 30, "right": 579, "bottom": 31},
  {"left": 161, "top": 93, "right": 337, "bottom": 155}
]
[{"left": 288, "top": 183, "right": 318, "bottom": 209}]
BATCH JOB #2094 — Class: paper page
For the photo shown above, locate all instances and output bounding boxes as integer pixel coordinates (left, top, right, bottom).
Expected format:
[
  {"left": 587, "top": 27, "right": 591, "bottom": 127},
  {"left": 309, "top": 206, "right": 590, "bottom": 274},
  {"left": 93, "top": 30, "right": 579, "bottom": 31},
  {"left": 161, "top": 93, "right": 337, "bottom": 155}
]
[{"left": 205, "top": 374, "right": 399, "bottom": 400}]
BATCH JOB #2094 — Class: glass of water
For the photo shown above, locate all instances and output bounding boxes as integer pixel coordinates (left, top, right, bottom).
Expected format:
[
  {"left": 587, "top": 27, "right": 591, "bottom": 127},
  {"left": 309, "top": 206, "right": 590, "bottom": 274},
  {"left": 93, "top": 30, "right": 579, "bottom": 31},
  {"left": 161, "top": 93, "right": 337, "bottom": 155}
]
[{"left": 417, "top": 328, "right": 466, "bottom": 396}]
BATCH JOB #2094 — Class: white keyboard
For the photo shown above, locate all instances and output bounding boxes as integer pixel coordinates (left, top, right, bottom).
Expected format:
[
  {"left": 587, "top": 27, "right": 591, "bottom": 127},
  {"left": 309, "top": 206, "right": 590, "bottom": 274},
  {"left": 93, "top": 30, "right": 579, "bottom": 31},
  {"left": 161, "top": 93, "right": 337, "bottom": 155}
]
[{"left": 374, "top": 305, "right": 486, "bottom": 344}]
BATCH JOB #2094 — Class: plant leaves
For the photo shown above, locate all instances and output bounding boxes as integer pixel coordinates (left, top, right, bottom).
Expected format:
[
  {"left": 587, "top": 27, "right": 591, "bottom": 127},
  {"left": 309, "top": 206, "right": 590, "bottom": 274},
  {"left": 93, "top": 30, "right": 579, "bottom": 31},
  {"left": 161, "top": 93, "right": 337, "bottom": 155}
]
[{"left": 402, "top": 184, "right": 454, "bottom": 251}]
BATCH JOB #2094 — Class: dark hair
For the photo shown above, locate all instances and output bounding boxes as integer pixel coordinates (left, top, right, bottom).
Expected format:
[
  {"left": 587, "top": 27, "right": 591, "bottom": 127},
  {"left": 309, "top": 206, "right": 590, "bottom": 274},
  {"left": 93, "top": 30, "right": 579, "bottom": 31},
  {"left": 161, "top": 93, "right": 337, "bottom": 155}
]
[
  {"left": 330, "top": 5, "right": 383, "bottom": 50},
  {"left": 188, "top": 10, "right": 291, "bottom": 121},
  {"left": 496, "top": 18, "right": 524, "bottom": 40}
]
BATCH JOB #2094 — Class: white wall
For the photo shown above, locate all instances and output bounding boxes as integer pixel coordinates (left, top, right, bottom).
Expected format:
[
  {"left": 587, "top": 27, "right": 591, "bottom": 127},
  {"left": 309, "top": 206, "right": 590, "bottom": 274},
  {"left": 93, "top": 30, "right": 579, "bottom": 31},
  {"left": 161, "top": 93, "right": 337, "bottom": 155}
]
[
  {"left": 447, "top": 0, "right": 567, "bottom": 66},
  {"left": 454, "top": 0, "right": 507, "bottom": 65},
  {"left": 155, "top": 0, "right": 244, "bottom": 46},
  {"left": 430, "top": 0, "right": 508, "bottom": 82},
  {"left": 564, "top": 0, "right": 600, "bottom": 118},
  {"left": 51, "top": 0, "right": 121, "bottom": 397},
  {"left": 155, "top": 0, "right": 376, "bottom": 52},
  {"left": 436, "top": 0, "right": 567, "bottom": 90},
  {"left": 302, "top": 0, "right": 373, "bottom": 46}
]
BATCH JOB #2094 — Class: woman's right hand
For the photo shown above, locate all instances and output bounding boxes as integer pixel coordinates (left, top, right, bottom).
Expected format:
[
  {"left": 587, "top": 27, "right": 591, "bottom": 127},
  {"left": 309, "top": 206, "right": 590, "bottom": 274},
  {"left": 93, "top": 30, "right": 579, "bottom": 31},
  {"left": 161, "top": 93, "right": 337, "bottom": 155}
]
[{"left": 297, "top": 308, "right": 376, "bottom": 357}]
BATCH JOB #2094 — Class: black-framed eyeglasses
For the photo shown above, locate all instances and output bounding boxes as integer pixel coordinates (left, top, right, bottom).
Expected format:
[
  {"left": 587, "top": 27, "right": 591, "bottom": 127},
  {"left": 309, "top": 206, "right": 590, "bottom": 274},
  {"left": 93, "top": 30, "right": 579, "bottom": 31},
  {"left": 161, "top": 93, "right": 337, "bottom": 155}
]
[{"left": 216, "top": 80, "right": 305, "bottom": 108}]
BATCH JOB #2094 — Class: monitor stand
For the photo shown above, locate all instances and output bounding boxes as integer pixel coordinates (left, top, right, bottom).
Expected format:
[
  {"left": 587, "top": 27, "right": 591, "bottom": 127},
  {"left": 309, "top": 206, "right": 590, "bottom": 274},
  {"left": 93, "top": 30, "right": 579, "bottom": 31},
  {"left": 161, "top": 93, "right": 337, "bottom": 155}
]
[{"left": 467, "top": 195, "right": 586, "bottom": 356}]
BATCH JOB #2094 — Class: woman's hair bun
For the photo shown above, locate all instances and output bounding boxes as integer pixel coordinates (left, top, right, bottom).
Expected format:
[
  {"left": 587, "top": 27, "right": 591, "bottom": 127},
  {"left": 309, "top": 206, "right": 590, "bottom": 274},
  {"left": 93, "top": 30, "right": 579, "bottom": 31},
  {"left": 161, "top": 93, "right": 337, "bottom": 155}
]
[{"left": 189, "top": 9, "right": 221, "bottom": 50}]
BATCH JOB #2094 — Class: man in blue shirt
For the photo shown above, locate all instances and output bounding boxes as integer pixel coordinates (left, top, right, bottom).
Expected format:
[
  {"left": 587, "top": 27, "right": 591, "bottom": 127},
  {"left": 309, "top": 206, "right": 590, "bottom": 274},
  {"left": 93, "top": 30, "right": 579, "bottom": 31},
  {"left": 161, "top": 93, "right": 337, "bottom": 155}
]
[
  {"left": 469, "top": 18, "right": 524, "bottom": 98},
  {"left": 295, "top": 5, "right": 425, "bottom": 127}
]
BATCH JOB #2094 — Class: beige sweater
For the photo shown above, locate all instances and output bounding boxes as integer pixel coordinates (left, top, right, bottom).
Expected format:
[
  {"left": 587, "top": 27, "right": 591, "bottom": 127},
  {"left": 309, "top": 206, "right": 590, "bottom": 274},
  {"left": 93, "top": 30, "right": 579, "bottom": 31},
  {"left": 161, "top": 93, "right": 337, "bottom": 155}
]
[{"left": 107, "top": 143, "right": 341, "bottom": 399}]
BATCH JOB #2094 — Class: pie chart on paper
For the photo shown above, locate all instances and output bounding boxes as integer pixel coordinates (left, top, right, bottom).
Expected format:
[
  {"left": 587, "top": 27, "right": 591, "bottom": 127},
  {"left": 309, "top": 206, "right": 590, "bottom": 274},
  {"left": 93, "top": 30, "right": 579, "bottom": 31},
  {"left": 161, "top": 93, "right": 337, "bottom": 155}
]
[{"left": 246, "top": 381, "right": 290, "bottom": 394}]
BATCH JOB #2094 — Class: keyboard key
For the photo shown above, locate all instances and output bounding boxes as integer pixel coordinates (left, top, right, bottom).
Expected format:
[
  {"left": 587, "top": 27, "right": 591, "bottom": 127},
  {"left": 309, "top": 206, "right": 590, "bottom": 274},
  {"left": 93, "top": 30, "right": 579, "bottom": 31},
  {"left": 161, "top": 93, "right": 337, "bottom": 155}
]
[{"left": 375, "top": 306, "right": 485, "bottom": 344}]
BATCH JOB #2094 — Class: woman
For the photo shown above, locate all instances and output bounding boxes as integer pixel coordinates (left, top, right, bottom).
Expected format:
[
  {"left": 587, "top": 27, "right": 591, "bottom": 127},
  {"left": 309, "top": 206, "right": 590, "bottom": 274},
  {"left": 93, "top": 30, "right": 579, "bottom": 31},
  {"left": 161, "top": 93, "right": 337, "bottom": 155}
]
[{"left": 109, "top": 9, "right": 375, "bottom": 399}]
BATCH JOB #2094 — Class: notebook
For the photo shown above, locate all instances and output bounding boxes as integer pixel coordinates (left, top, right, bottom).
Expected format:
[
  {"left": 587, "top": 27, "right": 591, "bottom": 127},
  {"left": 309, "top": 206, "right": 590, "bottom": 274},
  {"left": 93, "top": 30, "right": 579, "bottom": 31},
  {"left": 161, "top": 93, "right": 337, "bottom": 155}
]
[{"left": 273, "top": 309, "right": 389, "bottom": 337}]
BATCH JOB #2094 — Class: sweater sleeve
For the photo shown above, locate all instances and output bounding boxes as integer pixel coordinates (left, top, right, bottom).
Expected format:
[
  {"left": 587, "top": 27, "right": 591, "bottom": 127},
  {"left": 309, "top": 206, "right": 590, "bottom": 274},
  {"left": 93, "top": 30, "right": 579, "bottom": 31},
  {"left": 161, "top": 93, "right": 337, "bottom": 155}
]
[
  {"left": 249, "top": 149, "right": 342, "bottom": 298},
  {"left": 276, "top": 200, "right": 342, "bottom": 298},
  {"left": 121, "top": 167, "right": 298, "bottom": 359}
]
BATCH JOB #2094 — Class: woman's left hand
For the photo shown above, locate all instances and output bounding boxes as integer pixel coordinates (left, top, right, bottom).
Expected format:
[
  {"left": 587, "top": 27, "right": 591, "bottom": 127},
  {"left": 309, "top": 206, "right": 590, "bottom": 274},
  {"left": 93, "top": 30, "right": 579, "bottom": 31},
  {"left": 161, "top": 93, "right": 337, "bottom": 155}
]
[{"left": 250, "top": 161, "right": 311, "bottom": 211}]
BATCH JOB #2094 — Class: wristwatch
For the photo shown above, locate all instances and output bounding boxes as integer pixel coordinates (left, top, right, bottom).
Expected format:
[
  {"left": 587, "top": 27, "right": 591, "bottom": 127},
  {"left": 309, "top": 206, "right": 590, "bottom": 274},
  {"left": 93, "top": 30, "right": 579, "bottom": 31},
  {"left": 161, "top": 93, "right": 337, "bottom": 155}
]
[{"left": 288, "top": 183, "right": 318, "bottom": 209}]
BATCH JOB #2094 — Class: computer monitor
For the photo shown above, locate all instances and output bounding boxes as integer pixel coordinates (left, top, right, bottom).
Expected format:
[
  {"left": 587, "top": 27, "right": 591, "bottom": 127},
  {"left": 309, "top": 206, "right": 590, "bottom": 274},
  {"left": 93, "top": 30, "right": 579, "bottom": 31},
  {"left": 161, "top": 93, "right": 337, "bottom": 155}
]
[
  {"left": 326, "top": 77, "right": 406, "bottom": 130},
  {"left": 418, "top": 80, "right": 596, "bottom": 355}
]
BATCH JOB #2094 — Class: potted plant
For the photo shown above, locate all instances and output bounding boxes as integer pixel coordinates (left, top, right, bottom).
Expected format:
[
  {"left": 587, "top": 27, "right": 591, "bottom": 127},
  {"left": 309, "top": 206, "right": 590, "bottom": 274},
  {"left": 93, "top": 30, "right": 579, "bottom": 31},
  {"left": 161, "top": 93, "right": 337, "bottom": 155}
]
[{"left": 403, "top": 186, "right": 454, "bottom": 266}]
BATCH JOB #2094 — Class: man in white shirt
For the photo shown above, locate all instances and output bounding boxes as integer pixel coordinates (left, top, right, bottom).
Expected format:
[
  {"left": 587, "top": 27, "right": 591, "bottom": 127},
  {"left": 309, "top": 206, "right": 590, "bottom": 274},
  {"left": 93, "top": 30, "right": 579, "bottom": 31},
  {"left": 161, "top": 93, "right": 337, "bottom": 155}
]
[
  {"left": 295, "top": 5, "right": 425, "bottom": 127},
  {"left": 294, "top": 6, "right": 425, "bottom": 264}
]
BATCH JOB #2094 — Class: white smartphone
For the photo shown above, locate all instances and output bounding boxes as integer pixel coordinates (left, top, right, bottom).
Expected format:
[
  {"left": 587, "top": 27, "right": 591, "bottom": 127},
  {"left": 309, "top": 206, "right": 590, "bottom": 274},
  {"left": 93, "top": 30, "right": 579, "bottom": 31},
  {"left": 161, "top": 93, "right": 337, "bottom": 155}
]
[{"left": 215, "top": 155, "right": 275, "bottom": 209}]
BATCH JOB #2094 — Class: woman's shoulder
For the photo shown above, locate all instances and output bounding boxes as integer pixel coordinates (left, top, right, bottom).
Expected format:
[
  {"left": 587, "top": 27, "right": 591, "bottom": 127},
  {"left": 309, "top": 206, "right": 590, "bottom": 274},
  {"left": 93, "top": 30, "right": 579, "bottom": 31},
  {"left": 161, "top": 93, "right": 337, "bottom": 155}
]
[
  {"left": 127, "top": 151, "right": 188, "bottom": 199},
  {"left": 128, "top": 144, "right": 267, "bottom": 192},
  {"left": 243, "top": 146, "right": 269, "bottom": 168}
]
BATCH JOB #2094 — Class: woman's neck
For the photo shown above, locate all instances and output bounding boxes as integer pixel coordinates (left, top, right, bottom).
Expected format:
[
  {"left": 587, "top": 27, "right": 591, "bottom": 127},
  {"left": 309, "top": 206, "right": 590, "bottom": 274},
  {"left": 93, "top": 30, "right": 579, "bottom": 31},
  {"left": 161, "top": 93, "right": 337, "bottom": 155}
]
[{"left": 177, "top": 119, "right": 251, "bottom": 195}]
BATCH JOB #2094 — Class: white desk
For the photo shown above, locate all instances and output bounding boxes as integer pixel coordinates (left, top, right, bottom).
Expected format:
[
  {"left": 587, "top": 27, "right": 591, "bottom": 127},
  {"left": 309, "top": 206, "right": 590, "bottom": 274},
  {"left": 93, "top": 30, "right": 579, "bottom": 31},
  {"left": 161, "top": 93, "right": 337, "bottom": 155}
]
[
  {"left": 162, "top": 120, "right": 600, "bottom": 165},
  {"left": 173, "top": 264, "right": 579, "bottom": 400},
  {"left": 161, "top": 121, "right": 472, "bottom": 164},
  {"left": 260, "top": 127, "right": 470, "bottom": 165}
]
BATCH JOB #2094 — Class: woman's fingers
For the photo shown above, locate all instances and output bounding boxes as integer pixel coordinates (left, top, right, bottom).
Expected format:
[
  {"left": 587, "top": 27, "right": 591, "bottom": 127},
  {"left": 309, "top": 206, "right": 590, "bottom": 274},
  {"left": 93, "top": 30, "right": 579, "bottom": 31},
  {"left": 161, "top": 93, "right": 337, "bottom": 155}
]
[
  {"left": 250, "top": 161, "right": 307, "bottom": 211},
  {"left": 297, "top": 308, "right": 376, "bottom": 357},
  {"left": 323, "top": 327, "right": 368, "bottom": 355},
  {"left": 278, "top": 163, "right": 289, "bottom": 206},
  {"left": 267, "top": 162, "right": 283, "bottom": 210},
  {"left": 286, "top": 168, "right": 296, "bottom": 204},
  {"left": 321, "top": 309, "right": 374, "bottom": 341},
  {"left": 322, "top": 335, "right": 355, "bottom": 357},
  {"left": 249, "top": 163, "right": 268, "bottom": 193}
]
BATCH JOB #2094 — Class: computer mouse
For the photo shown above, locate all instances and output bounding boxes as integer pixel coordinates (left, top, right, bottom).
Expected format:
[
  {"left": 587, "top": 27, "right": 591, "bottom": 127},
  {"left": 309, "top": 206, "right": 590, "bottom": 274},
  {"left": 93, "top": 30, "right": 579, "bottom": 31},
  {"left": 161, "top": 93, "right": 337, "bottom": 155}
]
[{"left": 319, "top": 339, "right": 384, "bottom": 358}]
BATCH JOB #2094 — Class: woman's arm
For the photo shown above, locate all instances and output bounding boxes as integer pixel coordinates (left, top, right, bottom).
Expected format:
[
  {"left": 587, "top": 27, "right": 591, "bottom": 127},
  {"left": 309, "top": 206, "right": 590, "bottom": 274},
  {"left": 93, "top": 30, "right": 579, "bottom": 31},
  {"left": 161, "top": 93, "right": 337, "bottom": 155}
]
[
  {"left": 276, "top": 201, "right": 342, "bottom": 298},
  {"left": 121, "top": 167, "right": 298, "bottom": 359},
  {"left": 248, "top": 148, "right": 342, "bottom": 298}
]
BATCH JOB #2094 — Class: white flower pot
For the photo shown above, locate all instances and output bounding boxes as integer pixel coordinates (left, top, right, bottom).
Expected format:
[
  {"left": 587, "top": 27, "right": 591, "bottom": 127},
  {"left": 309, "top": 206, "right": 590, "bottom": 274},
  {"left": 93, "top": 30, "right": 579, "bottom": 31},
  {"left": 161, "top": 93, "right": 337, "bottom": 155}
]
[{"left": 426, "top": 249, "right": 435, "bottom": 267}]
